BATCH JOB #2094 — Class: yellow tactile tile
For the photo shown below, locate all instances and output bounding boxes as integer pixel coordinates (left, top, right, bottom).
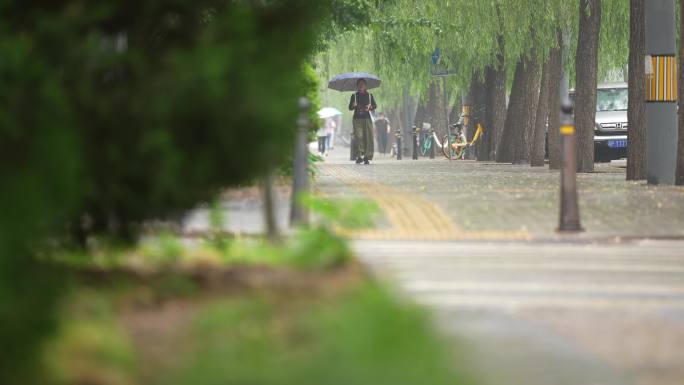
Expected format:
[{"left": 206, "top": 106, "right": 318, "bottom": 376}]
[{"left": 322, "top": 165, "right": 530, "bottom": 241}]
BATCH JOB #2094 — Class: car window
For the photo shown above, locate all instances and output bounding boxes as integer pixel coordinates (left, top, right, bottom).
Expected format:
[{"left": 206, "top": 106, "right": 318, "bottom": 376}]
[{"left": 597, "top": 88, "right": 628, "bottom": 112}]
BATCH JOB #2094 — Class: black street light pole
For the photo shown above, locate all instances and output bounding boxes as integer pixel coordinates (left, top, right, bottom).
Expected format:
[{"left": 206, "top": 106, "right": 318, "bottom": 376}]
[{"left": 558, "top": 29, "right": 583, "bottom": 233}]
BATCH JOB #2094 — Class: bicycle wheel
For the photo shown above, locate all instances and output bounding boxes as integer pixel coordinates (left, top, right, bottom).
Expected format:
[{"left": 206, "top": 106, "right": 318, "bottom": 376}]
[
  {"left": 442, "top": 134, "right": 467, "bottom": 159},
  {"left": 442, "top": 134, "right": 455, "bottom": 159},
  {"left": 421, "top": 136, "right": 431, "bottom": 156}
]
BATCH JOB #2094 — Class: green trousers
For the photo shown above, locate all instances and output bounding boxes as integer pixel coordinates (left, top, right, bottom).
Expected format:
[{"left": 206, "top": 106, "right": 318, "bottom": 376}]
[{"left": 353, "top": 118, "right": 374, "bottom": 160}]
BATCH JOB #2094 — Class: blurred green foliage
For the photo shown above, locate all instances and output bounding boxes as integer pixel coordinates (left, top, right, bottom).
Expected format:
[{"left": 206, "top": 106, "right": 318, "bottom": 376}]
[
  {"left": 303, "top": 194, "right": 380, "bottom": 229},
  {"left": 42, "top": 281, "right": 473, "bottom": 385},
  {"left": 0, "top": 1, "right": 324, "bottom": 240},
  {"left": 41, "top": 290, "right": 138, "bottom": 385},
  {"left": 167, "top": 283, "right": 472, "bottom": 385},
  {"left": 0, "top": 1, "right": 361, "bottom": 382}
]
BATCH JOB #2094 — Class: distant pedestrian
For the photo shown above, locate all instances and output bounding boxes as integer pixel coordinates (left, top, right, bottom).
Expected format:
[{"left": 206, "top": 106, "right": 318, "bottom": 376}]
[
  {"left": 316, "top": 123, "right": 327, "bottom": 156},
  {"left": 375, "top": 112, "right": 391, "bottom": 154},
  {"left": 349, "top": 79, "right": 377, "bottom": 164},
  {"left": 325, "top": 117, "right": 336, "bottom": 152}
]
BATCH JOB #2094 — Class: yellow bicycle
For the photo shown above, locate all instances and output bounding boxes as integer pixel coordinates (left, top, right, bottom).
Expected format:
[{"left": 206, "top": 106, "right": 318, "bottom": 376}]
[{"left": 442, "top": 123, "right": 485, "bottom": 160}]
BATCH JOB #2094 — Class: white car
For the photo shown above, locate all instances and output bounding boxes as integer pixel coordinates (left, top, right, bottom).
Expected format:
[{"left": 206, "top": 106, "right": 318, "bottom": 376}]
[{"left": 594, "top": 82, "right": 628, "bottom": 161}]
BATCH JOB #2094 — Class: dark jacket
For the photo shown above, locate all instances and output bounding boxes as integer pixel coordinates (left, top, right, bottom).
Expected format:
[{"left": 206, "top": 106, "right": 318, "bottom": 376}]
[{"left": 349, "top": 91, "right": 377, "bottom": 119}]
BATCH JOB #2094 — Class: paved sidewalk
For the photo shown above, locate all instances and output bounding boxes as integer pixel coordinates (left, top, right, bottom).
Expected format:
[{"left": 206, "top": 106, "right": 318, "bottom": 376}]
[
  {"left": 355, "top": 240, "right": 684, "bottom": 385},
  {"left": 316, "top": 149, "right": 684, "bottom": 241},
  {"left": 317, "top": 148, "right": 684, "bottom": 385}
]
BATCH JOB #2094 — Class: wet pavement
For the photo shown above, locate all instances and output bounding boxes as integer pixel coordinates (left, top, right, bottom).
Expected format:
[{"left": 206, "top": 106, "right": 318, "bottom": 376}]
[
  {"left": 316, "top": 149, "right": 684, "bottom": 241},
  {"left": 319, "top": 148, "right": 684, "bottom": 385},
  {"left": 184, "top": 147, "right": 684, "bottom": 385}
]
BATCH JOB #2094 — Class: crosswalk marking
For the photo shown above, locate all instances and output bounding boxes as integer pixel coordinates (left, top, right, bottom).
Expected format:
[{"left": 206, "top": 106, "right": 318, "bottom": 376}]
[
  {"left": 402, "top": 280, "right": 684, "bottom": 296},
  {"left": 353, "top": 240, "right": 684, "bottom": 310}
]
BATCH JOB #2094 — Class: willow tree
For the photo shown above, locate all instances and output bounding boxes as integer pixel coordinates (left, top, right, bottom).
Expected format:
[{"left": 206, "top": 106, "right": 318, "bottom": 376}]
[
  {"left": 627, "top": 0, "right": 646, "bottom": 180},
  {"left": 323, "top": 0, "right": 628, "bottom": 167},
  {"left": 575, "top": 0, "right": 602, "bottom": 172}
]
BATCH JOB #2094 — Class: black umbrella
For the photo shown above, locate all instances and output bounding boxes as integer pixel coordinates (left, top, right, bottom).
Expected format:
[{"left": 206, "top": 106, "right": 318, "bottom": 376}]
[{"left": 328, "top": 72, "right": 382, "bottom": 92}]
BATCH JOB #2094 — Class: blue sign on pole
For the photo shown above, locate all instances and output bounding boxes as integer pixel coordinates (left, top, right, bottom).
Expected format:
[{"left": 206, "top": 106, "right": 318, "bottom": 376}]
[{"left": 431, "top": 48, "right": 441, "bottom": 66}]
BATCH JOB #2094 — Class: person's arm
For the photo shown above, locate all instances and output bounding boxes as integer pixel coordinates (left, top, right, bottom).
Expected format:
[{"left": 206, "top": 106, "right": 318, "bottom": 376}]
[
  {"left": 386, "top": 119, "right": 391, "bottom": 133},
  {"left": 369, "top": 94, "right": 377, "bottom": 111},
  {"left": 349, "top": 93, "right": 357, "bottom": 111}
]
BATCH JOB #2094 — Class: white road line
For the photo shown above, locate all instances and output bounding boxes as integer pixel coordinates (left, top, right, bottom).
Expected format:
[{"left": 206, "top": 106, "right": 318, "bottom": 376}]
[
  {"left": 366, "top": 261, "right": 684, "bottom": 274},
  {"left": 401, "top": 280, "right": 684, "bottom": 296},
  {"left": 414, "top": 293, "right": 684, "bottom": 310}
]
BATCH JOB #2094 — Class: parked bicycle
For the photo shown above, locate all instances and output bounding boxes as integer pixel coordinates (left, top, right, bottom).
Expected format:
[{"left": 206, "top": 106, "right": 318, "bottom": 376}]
[
  {"left": 418, "top": 124, "right": 442, "bottom": 157},
  {"left": 441, "top": 120, "right": 485, "bottom": 160}
]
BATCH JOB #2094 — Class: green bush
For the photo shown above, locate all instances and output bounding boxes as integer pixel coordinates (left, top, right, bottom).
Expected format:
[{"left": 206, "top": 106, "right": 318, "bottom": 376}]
[
  {"left": 0, "top": 1, "right": 333, "bottom": 382},
  {"left": 1, "top": 1, "right": 330, "bottom": 242}
]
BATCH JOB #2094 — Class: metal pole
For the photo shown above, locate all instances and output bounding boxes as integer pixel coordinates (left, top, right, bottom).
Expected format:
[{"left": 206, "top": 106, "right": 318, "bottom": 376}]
[
  {"left": 558, "top": 29, "right": 583, "bottom": 232},
  {"left": 443, "top": 77, "right": 452, "bottom": 161},
  {"left": 412, "top": 126, "right": 419, "bottom": 160},
  {"left": 290, "top": 97, "right": 310, "bottom": 226},
  {"left": 430, "top": 129, "right": 436, "bottom": 159},
  {"left": 645, "top": 0, "right": 678, "bottom": 185},
  {"left": 396, "top": 130, "right": 403, "bottom": 160}
]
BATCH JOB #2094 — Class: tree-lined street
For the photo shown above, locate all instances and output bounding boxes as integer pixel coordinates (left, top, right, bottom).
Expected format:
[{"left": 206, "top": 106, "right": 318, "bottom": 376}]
[
  {"left": 317, "top": 151, "right": 684, "bottom": 240},
  {"left": 4, "top": 1, "right": 684, "bottom": 384}
]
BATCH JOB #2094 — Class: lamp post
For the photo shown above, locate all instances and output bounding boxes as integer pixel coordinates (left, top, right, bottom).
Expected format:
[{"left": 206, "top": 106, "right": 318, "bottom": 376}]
[{"left": 558, "top": 29, "right": 583, "bottom": 233}]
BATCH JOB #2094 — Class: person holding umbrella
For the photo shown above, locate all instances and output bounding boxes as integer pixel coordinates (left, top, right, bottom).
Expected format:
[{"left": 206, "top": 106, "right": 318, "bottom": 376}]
[
  {"left": 328, "top": 72, "right": 381, "bottom": 163},
  {"left": 349, "top": 79, "right": 377, "bottom": 164}
]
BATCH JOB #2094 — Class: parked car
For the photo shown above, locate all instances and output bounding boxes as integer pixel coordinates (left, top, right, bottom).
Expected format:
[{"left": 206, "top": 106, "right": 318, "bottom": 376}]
[
  {"left": 594, "top": 82, "right": 628, "bottom": 161},
  {"left": 569, "top": 82, "right": 628, "bottom": 162}
]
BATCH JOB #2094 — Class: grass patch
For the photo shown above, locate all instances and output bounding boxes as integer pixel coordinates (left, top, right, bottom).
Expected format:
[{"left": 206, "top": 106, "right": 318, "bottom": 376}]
[
  {"left": 39, "top": 197, "right": 471, "bottom": 385},
  {"left": 167, "top": 282, "right": 472, "bottom": 385},
  {"left": 42, "top": 277, "right": 474, "bottom": 385}
]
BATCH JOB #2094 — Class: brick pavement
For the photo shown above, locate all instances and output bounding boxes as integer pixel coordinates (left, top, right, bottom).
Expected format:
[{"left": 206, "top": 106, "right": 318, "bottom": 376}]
[
  {"left": 316, "top": 150, "right": 684, "bottom": 240},
  {"left": 318, "top": 149, "right": 684, "bottom": 385}
]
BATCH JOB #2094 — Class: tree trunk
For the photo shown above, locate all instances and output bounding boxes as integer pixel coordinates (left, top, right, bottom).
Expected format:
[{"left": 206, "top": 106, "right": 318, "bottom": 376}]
[
  {"left": 678, "top": 0, "right": 684, "bottom": 185},
  {"left": 262, "top": 172, "right": 280, "bottom": 242},
  {"left": 413, "top": 96, "right": 426, "bottom": 129},
  {"left": 497, "top": 59, "right": 526, "bottom": 163},
  {"left": 547, "top": 30, "right": 563, "bottom": 170},
  {"left": 531, "top": 56, "right": 552, "bottom": 167},
  {"left": 512, "top": 53, "right": 541, "bottom": 164},
  {"left": 484, "top": 35, "right": 507, "bottom": 161},
  {"left": 449, "top": 99, "right": 462, "bottom": 124},
  {"left": 627, "top": 0, "right": 646, "bottom": 180},
  {"left": 575, "top": 0, "right": 602, "bottom": 172},
  {"left": 470, "top": 73, "right": 489, "bottom": 160},
  {"left": 429, "top": 80, "right": 448, "bottom": 139}
]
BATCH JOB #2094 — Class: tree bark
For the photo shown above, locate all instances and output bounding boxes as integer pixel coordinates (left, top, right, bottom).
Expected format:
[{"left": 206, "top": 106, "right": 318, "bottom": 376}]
[
  {"left": 413, "top": 96, "right": 426, "bottom": 129},
  {"left": 512, "top": 53, "right": 541, "bottom": 164},
  {"left": 547, "top": 30, "right": 563, "bottom": 170},
  {"left": 262, "top": 172, "right": 280, "bottom": 242},
  {"left": 678, "top": 0, "right": 684, "bottom": 185},
  {"left": 470, "top": 73, "right": 489, "bottom": 160},
  {"left": 627, "top": 0, "right": 646, "bottom": 180},
  {"left": 575, "top": 0, "right": 602, "bottom": 172},
  {"left": 497, "top": 59, "right": 526, "bottom": 163},
  {"left": 531, "top": 56, "right": 552, "bottom": 167},
  {"left": 484, "top": 35, "right": 507, "bottom": 161},
  {"left": 432, "top": 80, "right": 448, "bottom": 139},
  {"left": 449, "top": 99, "right": 462, "bottom": 124}
]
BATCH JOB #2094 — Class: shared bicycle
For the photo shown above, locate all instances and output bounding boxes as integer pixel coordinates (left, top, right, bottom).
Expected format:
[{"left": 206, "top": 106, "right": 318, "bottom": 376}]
[{"left": 441, "top": 121, "right": 485, "bottom": 160}]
